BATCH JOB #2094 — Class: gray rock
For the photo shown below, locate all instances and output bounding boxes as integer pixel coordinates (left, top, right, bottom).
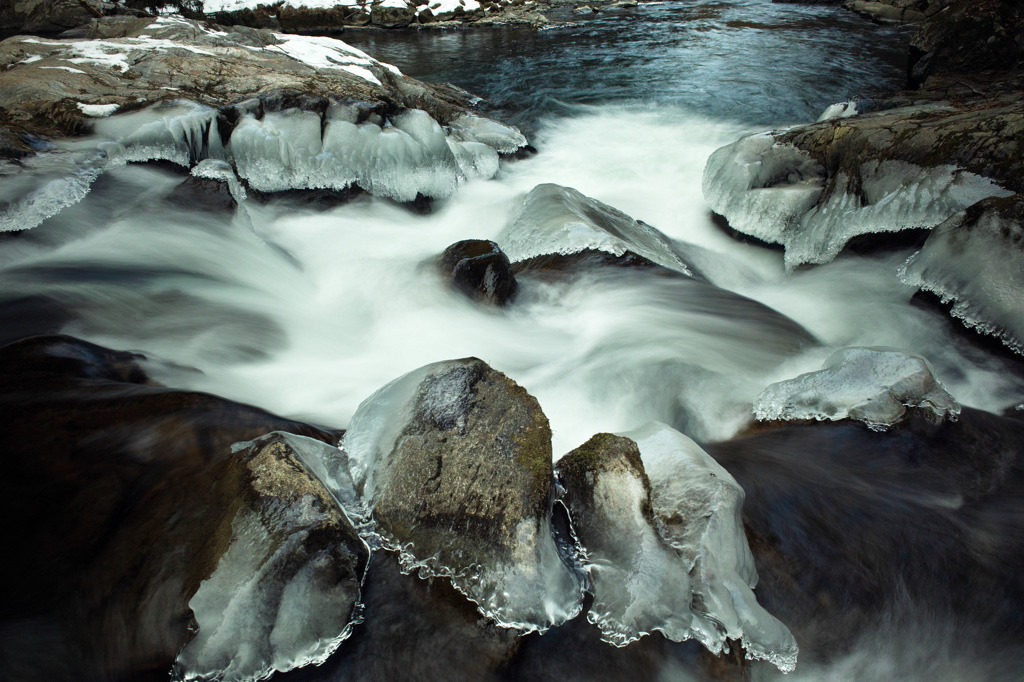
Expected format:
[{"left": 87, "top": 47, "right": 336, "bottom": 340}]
[
  {"left": 344, "top": 357, "right": 582, "bottom": 632},
  {"left": 0, "top": 0, "right": 103, "bottom": 32}
]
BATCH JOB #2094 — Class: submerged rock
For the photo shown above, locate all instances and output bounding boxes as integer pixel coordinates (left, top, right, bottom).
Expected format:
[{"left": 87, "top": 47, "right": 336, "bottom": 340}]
[
  {"left": 0, "top": 335, "right": 364, "bottom": 682},
  {"left": 438, "top": 239, "right": 518, "bottom": 306},
  {"left": 754, "top": 346, "right": 960, "bottom": 429},
  {"left": 343, "top": 357, "right": 582, "bottom": 632},
  {"left": 555, "top": 426, "right": 798, "bottom": 671},
  {"left": 900, "top": 194, "right": 1024, "bottom": 355}
]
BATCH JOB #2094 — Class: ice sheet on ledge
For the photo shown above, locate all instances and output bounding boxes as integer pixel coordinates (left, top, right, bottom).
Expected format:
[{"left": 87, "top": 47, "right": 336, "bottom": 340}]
[{"left": 754, "top": 347, "right": 960, "bottom": 429}]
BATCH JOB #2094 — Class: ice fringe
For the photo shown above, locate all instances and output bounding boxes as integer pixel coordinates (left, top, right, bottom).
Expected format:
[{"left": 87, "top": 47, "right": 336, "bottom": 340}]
[
  {"left": 754, "top": 347, "right": 960, "bottom": 429},
  {"left": 900, "top": 202, "right": 1024, "bottom": 355},
  {"left": 702, "top": 132, "right": 1013, "bottom": 269},
  {"left": 572, "top": 423, "right": 798, "bottom": 672},
  {"left": 0, "top": 100, "right": 525, "bottom": 232}
]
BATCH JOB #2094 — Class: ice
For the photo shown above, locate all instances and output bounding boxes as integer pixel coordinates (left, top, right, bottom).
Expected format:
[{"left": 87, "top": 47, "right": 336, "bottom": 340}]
[
  {"left": 343, "top": 359, "right": 583, "bottom": 633},
  {"left": 174, "top": 433, "right": 368, "bottom": 682},
  {"left": 191, "top": 159, "right": 249, "bottom": 203},
  {"left": 77, "top": 103, "right": 120, "bottom": 117},
  {"left": 497, "top": 183, "right": 701, "bottom": 277},
  {"left": 93, "top": 101, "right": 224, "bottom": 167},
  {"left": 754, "top": 347, "right": 960, "bottom": 429},
  {"left": 448, "top": 114, "right": 528, "bottom": 154},
  {"left": 621, "top": 422, "right": 799, "bottom": 672},
  {"left": 703, "top": 134, "right": 1013, "bottom": 269},
  {"left": 0, "top": 151, "right": 108, "bottom": 233},
  {"left": 817, "top": 101, "right": 859, "bottom": 121},
  {"left": 900, "top": 201, "right": 1024, "bottom": 354}
]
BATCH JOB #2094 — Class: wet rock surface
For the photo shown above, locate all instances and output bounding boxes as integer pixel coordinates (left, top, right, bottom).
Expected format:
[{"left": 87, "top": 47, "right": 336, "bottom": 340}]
[
  {"left": 0, "top": 334, "right": 357, "bottom": 682},
  {"left": 344, "top": 357, "right": 582, "bottom": 631},
  {"left": 707, "top": 406, "right": 1024, "bottom": 664},
  {"left": 438, "top": 239, "right": 518, "bottom": 306}
]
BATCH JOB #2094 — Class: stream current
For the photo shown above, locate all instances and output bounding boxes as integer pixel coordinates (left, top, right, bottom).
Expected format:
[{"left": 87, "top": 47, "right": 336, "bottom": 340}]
[{"left": 4, "top": 1, "right": 1024, "bottom": 678}]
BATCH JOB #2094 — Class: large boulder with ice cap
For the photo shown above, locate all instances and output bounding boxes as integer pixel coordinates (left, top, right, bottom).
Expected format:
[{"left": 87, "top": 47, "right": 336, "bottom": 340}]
[
  {"left": 0, "top": 335, "right": 366, "bottom": 681},
  {"left": 343, "top": 357, "right": 582, "bottom": 632},
  {"left": 555, "top": 427, "right": 798, "bottom": 671}
]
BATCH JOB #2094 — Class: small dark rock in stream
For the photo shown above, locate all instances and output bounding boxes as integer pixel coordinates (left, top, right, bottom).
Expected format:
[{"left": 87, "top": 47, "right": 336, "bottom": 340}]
[
  {"left": 0, "top": 334, "right": 360, "bottom": 682},
  {"left": 166, "top": 174, "right": 237, "bottom": 213},
  {"left": 439, "top": 239, "right": 518, "bottom": 306}
]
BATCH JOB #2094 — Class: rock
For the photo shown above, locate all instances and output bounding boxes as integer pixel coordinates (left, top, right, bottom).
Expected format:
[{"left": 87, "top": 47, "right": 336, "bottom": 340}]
[
  {"left": 287, "top": 551, "right": 521, "bottom": 682},
  {"left": 497, "top": 183, "right": 704, "bottom": 279},
  {"left": 0, "top": 15, "right": 528, "bottom": 227},
  {"left": 703, "top": 92, "right": 1022, "bottom": 269},
  {"left": 371, "top": 1, "right": 417, "bottom": 26},
  {"left": 554, "top": 428, "right": 798, "bottom": 670},
  {"left": 753, "top": 346, "right": 961, "bottom": 429},
  {"left": 910, "top": 0, "right": 1024, "bottom": 84},
  {"left": 706, "top": 405, "right": 1024, "bottom": 664},
  {"left": 901, "top": 194, "right": 1024, "bottom": 354},
  {"left": 439, "top": 239, "right": 518, "bottom": 306},
  {"left": 343, "top": 357, "right": 582, "bottom": 632},
  {"left": 843, "top": 0, "right": 927, "bottom": 25},
  {"left": 0, "top": 0, "right": 103, "bottom": 33},
  {"left": 0, "top": 334, "right": 362, "bottom": 681}
]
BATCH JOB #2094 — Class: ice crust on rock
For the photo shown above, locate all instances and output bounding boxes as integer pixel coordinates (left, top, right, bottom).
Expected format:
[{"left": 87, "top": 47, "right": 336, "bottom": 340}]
[
  {"left": 754, "top": 347, "right": 960, "bottom": 429},
  {"left": 576, "top": 423, "right": 798, "bottom": 671},
  {"left": 175, "top": 433, "right": 369, "bottom": 682},
  {"left": 703, "top": 133, "right": 1013, "bottom": 269},
  {"left": 0, "top": 100, "right": 524, "bottom": 232},
  {"left": 342, "top": 358, "right": 582, "bottom": 633},
  {"left": 498, "top": 183, "right": 701, "bottom": 277},
  {"left": 817, "top": 101, "right": 860, "bottom": 121},
  {"left": 900, "top": 200, "right": 1024, "bottom": 355}
]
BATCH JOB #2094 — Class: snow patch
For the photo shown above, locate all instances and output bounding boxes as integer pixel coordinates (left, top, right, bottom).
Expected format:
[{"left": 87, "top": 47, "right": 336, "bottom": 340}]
[{"left": 77, "top": 102, "right": 120, "bottom": 117}]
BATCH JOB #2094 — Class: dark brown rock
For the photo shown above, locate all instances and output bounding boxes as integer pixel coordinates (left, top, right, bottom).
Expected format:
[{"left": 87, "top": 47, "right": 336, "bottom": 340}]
[{"left": 439, "top": 239, "right": 518, "bottom": 306}]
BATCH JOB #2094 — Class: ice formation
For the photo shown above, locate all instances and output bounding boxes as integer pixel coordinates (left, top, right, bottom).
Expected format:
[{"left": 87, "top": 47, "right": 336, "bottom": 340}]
[
  {"left": 608, "top": 423, "right": 799, "bottom": 671},
  {"left": 754, "top": 347, "right": 960, "bottom": 429},
  {"left": 703, "top": 133, "right": 1013, "bottom": 269},
  {"left": 817, "top": 101, "right": 860, "bottom": 121},
  {"left": 0, "top": 99, "right": 524, "bottom": 233},
  {"left": 343, "top": 359, "right": 582, "bottom": 633},
  {"left": 175, "top": 433, "right": 369, "bottom": 682},
  {"left": 498, "top": 183, "right": 701, "bottom": 277},
  {"left": 900, "top": 203, "right": 1024, "bottom": 354}
]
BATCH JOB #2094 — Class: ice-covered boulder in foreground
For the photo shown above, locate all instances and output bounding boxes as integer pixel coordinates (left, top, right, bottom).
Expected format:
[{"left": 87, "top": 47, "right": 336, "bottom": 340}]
[
  {"left": 175, "top": 432, "right": 369, "bottom": 682},
  {"left": 754, "top": 347, "right": 960, "bottom": 430},
  {"left": 498, "top": 183, "right": 702, "bottom": 278},
  {"left": 900, "top": 195, "right": 1024, "bottom": 355},
  {"left": 342, "top": 358, "right": 582, "bottom": 632},
  {"left": 557, "top": 424, "right": 798, "bottom": 671}
]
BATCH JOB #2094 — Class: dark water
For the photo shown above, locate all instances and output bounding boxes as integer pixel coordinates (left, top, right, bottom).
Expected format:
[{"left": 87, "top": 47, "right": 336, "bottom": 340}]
[{"left": 344, "top": 0, "right": 911, "bottom": 130}]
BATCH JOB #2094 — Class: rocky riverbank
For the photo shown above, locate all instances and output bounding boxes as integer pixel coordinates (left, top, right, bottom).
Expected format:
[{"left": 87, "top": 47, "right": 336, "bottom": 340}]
[{"left": 706, "top": 0, "right": 1024, "bottom": 352}]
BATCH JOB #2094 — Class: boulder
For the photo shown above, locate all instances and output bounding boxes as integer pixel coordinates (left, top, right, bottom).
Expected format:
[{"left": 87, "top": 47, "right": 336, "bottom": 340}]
[
  {"left": 555, "top": 427, "right": 798, "bottom": 671},
  {"left": 438, "top": 239, "right": 518, "bottom": 306},
  {"left": 0, "top": 0, "right": 103, "bottom": 33},
  {"left": 343, "top": 357, "right": 582, "bottom": 632},
  {"left": 0, "top": 335, "right": 366, "bottom": 681},
  {"left": 901, "top": 194, "right": 1024, "bottom": 354}
]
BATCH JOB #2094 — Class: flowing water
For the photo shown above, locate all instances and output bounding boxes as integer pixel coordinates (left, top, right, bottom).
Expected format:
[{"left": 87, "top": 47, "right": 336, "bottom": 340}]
[{"left": 4, "top": 1, "right": 1024, "bottom": 678}]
